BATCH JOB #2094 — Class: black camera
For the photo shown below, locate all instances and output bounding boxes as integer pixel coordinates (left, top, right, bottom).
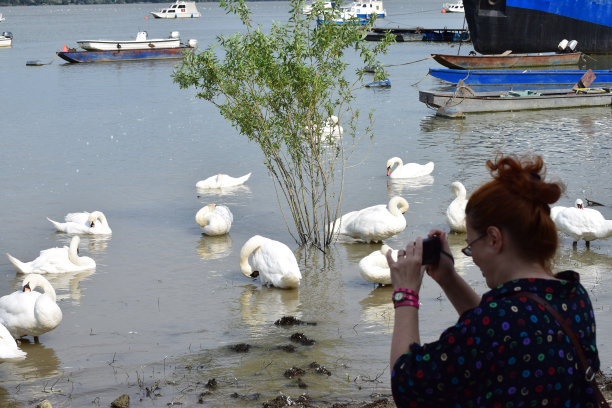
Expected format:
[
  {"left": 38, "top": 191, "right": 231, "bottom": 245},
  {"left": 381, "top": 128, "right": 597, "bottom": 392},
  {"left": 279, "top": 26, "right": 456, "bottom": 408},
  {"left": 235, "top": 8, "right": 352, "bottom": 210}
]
[{"left": 422, "top": 236, "right": 441, "bottom": 265}]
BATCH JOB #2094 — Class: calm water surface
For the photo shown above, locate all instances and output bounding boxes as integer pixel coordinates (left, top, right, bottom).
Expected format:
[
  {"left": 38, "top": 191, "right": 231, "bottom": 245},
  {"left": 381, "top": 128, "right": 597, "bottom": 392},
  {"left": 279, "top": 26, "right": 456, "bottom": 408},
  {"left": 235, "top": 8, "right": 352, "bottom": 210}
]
[{"left": 1, "top": 1, "right": 611, "bottom": 406}]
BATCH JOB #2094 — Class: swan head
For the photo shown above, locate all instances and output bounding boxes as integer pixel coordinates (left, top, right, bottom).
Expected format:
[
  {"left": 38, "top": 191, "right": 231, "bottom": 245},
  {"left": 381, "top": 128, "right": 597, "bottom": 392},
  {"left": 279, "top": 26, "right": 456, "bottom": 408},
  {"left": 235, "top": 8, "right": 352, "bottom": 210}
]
[
  {"left": 239, "top": 235, "right": 264, "bottom": 278},
  {"left": 325, "top": 115, "right": 339, "bottom": 126},
  {"left": 575, "top": 199, "right": 584, "bottom": 209},
  {"left": 386, "top": 157, "right": 402, "bottom": 176},
  {"left": 21, "top": 274, "right": 57, "bottom": 302}
]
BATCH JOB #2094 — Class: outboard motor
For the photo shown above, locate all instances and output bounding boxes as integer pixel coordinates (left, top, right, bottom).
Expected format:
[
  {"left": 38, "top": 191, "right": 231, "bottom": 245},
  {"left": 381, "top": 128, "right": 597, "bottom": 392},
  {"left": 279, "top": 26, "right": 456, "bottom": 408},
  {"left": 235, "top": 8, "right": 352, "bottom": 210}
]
[
  {"left": 568, "top": 40, "right": 578, "bottom": 51},
  {"left": 2, "top": 31, "right": 12, "bottom": 39},
  {"left": 558, "top": 39, "right": 569, "bottom": 51}
]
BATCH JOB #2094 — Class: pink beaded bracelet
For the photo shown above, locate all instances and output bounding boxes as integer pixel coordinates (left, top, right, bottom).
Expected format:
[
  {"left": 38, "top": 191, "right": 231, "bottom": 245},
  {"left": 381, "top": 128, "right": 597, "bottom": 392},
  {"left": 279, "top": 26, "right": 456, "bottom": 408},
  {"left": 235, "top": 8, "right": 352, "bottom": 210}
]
[{"left": 394, "top": 299, "right": 420, "bottom": 309}]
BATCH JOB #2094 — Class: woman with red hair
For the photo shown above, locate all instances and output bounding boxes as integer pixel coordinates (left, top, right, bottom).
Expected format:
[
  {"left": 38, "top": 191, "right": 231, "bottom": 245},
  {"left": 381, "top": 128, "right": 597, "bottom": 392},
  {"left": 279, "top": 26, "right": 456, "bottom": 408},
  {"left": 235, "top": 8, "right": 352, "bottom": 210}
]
[{"left": 387, "top": 154, "right": 604, "bottom": 407}]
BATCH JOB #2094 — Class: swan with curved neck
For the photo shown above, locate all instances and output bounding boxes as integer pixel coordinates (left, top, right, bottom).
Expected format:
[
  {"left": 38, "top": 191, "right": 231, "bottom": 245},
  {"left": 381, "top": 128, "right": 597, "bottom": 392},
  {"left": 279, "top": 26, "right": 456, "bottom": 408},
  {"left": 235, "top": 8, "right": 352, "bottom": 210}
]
[
  {"left": 47, "top": 210, "right": 112, "bottom": 234},
  {"left": 0, "top": 273, "right": 63, "bottom": 340},
  {"left": 239, "top": 235, "right": 301, "bottom": 289},
  {"left": 331, "top": 196, "right": 409, "bottom": 243},
  {"left": 386, "top": 157, "right": 434, "bottom": 179},
  {"left": 446, "top": 181, "right": 468, "bottom": 233},
  {"left": 551, "top": 198, "right": 612, "bottom": 247},
  {"left": 358, "top": 244, "right": 397, "bottom": 285},
  {"left": 195, "top": 204, "right": 233, "bottom": 236},
  {"left": 196, "top": 172, "right": 251, "bottom": 189},
  {"left": 7, "top": 235, "right": 96, "bottom": 274}
]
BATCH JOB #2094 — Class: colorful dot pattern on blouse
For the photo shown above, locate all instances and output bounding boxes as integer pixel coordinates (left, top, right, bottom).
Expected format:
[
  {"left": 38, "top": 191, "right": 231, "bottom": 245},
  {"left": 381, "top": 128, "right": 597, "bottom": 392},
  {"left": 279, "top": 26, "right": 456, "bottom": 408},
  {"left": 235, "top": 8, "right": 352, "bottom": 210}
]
[{"left": 391, "top": 271, "right": 600, "bottom": 407}]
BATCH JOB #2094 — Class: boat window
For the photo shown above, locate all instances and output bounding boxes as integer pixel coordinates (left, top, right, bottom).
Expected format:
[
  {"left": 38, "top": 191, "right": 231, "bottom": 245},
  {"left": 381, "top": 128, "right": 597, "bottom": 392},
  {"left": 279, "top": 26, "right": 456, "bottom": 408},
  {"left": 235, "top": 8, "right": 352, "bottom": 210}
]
[{"left": 168, "top": 9, "right": 175, "bottom": 13}]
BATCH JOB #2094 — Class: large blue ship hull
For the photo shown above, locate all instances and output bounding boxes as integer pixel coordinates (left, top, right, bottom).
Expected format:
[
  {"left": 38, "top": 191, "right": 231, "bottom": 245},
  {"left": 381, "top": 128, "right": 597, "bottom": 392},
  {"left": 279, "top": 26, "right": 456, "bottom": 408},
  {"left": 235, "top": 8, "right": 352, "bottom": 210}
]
[
  {"left": 463, "top": 0, "right": 612, "bottom": 54},
  {"left": 57, "top": 46, "right": 194, "bottom": 63}
]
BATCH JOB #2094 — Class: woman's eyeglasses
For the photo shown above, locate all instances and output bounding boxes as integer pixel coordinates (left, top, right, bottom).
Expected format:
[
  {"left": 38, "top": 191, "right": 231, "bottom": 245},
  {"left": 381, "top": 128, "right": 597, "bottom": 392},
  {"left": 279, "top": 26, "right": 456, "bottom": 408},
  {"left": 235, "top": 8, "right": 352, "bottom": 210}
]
[{"left": 461, "top": 234, "right": 487, "bottom": 257}]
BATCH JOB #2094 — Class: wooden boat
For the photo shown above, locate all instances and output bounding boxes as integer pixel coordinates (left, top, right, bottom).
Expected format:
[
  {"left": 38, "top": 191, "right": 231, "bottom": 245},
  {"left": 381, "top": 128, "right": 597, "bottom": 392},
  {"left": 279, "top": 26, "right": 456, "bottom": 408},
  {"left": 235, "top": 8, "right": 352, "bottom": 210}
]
[
  {"left": 429, "top": 68, "right": 612, "bottom": 86},
  {"left": 432, "top": 52, "right": 584, "bottom": 69},
  {"left": 419, "top": 86, "right": 612, "bottom": 117},
  {"left": 57, "top": 43, "right": 196, "bottom": 63},
  {"left": 365, "top": 27, "right": 470, "bottom": 42},
  {"left": 151, "top": 0, "right": 201, "bottom": 18},
  {"left": 77, "top": 31, "right": 181, "bottom": 51}
]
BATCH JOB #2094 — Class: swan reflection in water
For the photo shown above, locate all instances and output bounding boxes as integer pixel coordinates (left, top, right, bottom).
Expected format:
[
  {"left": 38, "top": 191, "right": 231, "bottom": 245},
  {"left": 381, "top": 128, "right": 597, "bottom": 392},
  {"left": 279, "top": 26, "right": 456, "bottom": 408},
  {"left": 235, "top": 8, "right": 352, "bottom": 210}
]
[
  {"left": 196, "top": 184, "right": 252, "bottom": 197},
  {"left": 387, "top": 175, "right": 434, "bottom": 197},
  {"left": 0, "top": 339, "right": 61, "bottom": 379},
  {"left": 359, "top": 286, "right": 394, "bottom": 334},
  {"left": 196, "top": 234, "right": 232, "bottom": 261},
  {"left": 239, "top": 285, "right": 300, "bottom": 328},
  {"left": 8, "top": 269, "right": 94, "bottom": 304},
  {"left": 57, "top": 234, "right": 112, "bottom": 255}
]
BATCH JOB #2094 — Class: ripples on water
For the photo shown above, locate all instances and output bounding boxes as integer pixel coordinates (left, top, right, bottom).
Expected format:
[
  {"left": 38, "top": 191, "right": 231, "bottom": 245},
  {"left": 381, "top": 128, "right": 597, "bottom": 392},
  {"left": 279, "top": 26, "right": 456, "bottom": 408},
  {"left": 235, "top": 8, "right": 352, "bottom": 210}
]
[{"left": 0, "top": 0, "right": 611, "bottom": 406}]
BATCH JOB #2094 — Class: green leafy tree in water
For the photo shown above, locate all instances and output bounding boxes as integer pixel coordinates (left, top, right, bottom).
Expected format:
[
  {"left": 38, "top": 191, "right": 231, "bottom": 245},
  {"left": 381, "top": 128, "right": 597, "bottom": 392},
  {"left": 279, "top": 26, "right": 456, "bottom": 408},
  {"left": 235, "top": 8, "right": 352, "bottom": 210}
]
[{"left": 173, "top": 0, "right": 392, "bottom": 251}]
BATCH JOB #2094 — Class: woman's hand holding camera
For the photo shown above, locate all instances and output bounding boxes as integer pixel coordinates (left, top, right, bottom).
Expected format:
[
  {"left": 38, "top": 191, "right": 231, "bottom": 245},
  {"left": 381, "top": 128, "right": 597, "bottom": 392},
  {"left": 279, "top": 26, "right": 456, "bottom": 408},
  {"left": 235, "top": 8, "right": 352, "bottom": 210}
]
[{"left": 386, "top": 237, "right": 427, "bottom": 293}]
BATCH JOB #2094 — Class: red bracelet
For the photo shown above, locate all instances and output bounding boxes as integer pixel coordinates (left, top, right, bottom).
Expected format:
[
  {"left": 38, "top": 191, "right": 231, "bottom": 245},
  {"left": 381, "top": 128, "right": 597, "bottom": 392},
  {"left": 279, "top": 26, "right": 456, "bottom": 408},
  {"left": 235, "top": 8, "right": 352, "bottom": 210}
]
[
  {"left": 392, "top": 288, "right": 419, "bottom": 304},
  {"left": 394, "top": 299, "right": 420, "bottom": 309}
]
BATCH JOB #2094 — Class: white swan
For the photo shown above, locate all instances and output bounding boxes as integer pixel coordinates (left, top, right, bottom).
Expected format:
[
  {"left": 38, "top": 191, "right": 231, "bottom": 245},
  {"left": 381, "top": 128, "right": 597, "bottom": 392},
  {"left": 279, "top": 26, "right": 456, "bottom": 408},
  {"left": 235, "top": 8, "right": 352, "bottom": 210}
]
[
  {"left": 7, "top": 235, "right": 96, "bottom": 274},
  {"left": 551, "top": 198, "right": 612, "bottom": 247},
  {"left": 239, "top": 235, "right": 302, "bottom": 289},
  {"left": 358, "top": 244, "right": 397, "bottom": 285},
  {"left": 196, "top": 173, "right": 251, "bottom": 189},
  {"left": 322, "top": 115, "right": 343, "bottom": 138},
  {"left": 386, "top": 158, "right": 434, "bottom": 179},
  {"left": 0, "top": 322, "right": 26, "bottom": 360},
  {"left": 0, "top": 274, "right": 63, "bottom": 340},
  {"left": 446, "top": 181, "right": 468, "bottom": 233},
  {"left": 195, "top": 204, "right": 233, "bottom": 236},
  {"left": 47, "top": 210, "right": 112, "bottom": 235},
  {"left": 331, "top": 196, "right": 409, "bottom": 243}
]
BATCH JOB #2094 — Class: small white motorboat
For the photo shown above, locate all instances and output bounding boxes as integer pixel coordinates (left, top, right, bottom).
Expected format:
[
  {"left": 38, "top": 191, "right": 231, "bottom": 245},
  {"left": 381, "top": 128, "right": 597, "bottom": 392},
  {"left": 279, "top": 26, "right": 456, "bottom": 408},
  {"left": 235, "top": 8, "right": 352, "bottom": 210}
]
[
  {"left": 442, "top": 0, "right": 464, "bottom": 13},
  {"left": 151, "top": 0, "right": 201, "bottom": 19},
  {"left": 77, "top": 31, "right": 181, "bottom": 51},
  {"left": 0, "top": 31, "right": 12, "bottom": 47},
  {"left": 342, "top": 0, "right": 386, "bottom": 19}
]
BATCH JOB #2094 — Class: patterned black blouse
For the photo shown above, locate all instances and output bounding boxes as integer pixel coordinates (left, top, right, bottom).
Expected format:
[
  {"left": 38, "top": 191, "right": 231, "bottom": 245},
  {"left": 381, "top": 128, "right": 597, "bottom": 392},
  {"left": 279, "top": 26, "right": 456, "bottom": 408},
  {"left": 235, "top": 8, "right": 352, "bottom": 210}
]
[{"left": 391, "top": 271, "right": 600, "bottom": 407}]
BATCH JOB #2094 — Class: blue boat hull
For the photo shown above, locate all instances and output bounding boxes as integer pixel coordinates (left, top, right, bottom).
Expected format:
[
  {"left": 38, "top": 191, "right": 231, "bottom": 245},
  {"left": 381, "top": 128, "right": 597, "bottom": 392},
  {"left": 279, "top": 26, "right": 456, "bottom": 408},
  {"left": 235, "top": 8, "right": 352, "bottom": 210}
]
[
  {"left": 429, "top": 68, "right": 612, "bottom": 85},
  {"left": 57, "top": 46, "right": 194, "bottom": 63},
  {"left": 463, "top": 0, "right": 612, "bottom": 54}
]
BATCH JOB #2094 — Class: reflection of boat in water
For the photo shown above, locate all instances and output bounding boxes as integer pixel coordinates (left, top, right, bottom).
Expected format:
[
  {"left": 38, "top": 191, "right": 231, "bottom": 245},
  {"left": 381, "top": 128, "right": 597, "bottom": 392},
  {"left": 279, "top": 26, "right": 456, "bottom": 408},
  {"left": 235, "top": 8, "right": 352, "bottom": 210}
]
[{"left": 195, "top": 234, "right": 232, "bottom": 261}]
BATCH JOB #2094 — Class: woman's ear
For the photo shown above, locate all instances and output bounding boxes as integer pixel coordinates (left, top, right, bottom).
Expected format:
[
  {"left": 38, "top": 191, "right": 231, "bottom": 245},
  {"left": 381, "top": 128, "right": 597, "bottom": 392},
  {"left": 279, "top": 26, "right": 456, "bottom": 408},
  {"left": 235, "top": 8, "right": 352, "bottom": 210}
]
[{"left": 486, "top": 226, "right": 504, "bottom": 253}]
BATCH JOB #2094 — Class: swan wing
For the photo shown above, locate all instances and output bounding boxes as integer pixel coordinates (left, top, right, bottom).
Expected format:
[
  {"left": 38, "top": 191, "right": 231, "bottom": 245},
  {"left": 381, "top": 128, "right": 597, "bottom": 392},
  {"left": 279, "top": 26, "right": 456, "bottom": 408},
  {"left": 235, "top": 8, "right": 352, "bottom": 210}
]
[
  {"left": 201, "top": 206, "right": 233, "bottom": 236},
  {"left": 0, "top": 323, "right": 26, "bottom": 359},
  {"left": 358, "top": 248, "right": 396, "bottom": 284},
  {"left": 252, "top": 240, "right": 301, "bottom": 289},
  {"left": 342, "top": 205, "right": 406, "bottom": 242},
  {"left": 391, "top": 161, "right": 434, "bottom": 179},
  {"left": 0, "top": 291, "right": 39, "bottom": 338}
]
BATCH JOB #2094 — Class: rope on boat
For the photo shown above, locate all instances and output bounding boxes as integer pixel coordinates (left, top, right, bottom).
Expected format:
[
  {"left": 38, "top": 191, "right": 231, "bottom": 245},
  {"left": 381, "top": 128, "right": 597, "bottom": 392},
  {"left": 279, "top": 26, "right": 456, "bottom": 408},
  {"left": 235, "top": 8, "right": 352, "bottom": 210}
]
[{"left": 381, "top": 55, "right": 435, "bottom": 68}]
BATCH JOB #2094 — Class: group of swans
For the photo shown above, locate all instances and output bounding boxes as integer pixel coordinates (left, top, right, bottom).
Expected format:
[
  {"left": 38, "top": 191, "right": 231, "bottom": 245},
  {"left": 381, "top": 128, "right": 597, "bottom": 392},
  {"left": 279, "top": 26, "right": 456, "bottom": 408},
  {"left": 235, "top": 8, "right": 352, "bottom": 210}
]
[
  {"left": 0, "top": 210, "right": 108, "bottom": 356},
  {"left": 0, "top": 274, "right": 62, "bottom": 358}
]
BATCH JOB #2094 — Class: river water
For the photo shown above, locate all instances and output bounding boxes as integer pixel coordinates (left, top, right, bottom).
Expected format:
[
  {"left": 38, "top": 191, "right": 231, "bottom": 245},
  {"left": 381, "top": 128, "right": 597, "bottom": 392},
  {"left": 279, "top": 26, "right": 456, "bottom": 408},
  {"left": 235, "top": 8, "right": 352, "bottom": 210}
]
[{"left": 0, "top": 1, "right": 611, "bottom": 407}]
